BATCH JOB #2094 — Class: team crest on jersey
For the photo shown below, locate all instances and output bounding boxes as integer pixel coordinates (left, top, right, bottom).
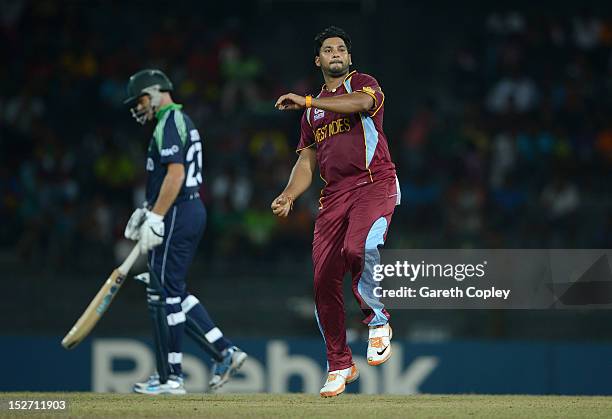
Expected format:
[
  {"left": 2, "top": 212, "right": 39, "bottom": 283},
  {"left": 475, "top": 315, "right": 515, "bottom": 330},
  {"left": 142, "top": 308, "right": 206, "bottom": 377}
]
[
  {"left": 313, "top": 108, "right": 325, "bottom": 121},
  {"left": 146, "top": 158, "right": 154, "bottom": 171},
  {"left": 362, "top": 86, "right": 376, "bottom": 95}
]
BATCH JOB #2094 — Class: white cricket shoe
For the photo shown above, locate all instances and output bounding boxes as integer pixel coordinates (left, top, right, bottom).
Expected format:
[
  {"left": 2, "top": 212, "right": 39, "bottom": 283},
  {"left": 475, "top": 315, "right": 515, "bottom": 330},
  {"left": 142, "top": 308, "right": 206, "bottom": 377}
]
[
  {"left": 367, "top": 323, "right": 392, "bottom": 366},
  {"left": 320, "top": 363, "right": 359, "bottom": 398},
  {"left": 134, "top": 374, "right": 186, "bottom": 395},
  {"left": 133, "top": 373, "right": 160, "bottom": 392}
]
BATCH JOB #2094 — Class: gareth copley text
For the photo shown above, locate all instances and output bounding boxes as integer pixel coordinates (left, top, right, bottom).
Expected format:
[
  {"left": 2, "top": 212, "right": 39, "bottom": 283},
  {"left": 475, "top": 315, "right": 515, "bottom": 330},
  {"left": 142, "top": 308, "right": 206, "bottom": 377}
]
[{"left": 374, "top": 286, "right": 511, "bottom": 300}]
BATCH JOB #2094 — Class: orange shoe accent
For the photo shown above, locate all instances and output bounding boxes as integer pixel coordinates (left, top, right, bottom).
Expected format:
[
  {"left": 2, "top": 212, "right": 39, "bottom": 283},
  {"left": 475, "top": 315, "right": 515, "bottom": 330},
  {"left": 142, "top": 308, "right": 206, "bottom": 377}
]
[
  {"left": 369, "top": 337, "right": 384, "bottom": 349},
  {"left": 346, "top": 364, "right": 359, "bottom": 384},
  {"left": 367, "top": 324, "right": 393, "bottom": 366}
]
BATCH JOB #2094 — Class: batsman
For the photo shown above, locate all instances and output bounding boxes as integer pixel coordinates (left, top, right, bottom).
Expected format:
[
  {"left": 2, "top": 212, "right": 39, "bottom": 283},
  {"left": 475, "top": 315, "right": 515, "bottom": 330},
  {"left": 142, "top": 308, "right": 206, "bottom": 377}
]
[
  {"left": 273, "top": 27, "right": 401, "bottom": 397},
  {"left": 123, "top": 69, "right": 246, "bottom": 394}
]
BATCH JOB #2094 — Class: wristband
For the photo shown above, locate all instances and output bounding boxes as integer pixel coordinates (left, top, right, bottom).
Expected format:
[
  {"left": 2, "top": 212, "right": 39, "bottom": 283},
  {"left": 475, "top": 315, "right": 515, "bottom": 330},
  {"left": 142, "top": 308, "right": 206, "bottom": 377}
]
[{"left": 305, "top": 95, "right": 312, "bottom": 108}]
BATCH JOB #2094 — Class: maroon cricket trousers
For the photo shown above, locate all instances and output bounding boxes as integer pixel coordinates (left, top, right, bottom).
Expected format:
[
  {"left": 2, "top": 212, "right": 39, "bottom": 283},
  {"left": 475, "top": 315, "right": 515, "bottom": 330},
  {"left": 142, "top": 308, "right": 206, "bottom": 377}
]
[{"left": 312, "top": 176, "right": 399, "bottom": 371}]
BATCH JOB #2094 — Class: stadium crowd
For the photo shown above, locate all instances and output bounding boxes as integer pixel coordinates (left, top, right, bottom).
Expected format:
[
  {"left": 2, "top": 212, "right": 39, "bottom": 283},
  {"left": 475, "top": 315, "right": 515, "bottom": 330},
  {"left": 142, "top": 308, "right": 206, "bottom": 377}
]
[{"left": 2, "top": 2, "right": 611, "bottom": 273}]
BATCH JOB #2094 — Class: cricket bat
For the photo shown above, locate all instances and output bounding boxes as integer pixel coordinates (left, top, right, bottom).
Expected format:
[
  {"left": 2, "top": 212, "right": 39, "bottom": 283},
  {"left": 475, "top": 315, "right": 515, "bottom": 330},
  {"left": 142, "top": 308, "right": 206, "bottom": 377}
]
[{"left": 61, "top": 244, "right": 141, "bottom": 349}]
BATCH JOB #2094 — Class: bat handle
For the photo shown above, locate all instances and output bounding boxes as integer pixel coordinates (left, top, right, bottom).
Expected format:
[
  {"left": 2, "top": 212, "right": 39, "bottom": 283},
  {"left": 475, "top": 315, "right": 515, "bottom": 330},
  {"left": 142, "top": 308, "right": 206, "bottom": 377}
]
[{"left": 117, "top": 243, "right": 141, "bottom": 276}]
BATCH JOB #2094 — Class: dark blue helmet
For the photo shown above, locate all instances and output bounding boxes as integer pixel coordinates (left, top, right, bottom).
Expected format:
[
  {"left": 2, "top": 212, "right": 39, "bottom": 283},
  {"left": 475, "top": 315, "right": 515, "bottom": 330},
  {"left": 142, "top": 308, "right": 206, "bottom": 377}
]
[{"left": 125, "top": 69, "right": 173, "bottom": 124}]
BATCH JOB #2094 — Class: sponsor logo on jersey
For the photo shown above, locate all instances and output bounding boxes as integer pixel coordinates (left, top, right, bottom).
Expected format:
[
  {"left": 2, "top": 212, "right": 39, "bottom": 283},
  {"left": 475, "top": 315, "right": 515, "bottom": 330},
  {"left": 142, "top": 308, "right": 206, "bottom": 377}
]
[
  {"left": 146, "top": 158, "right": 154, "bottom": 171},
  {"left": 313, "top": 108, "right": 325, "bottom": 121},
  {"left": 160, "top": 144, "right": 180, "bottom": 157}
]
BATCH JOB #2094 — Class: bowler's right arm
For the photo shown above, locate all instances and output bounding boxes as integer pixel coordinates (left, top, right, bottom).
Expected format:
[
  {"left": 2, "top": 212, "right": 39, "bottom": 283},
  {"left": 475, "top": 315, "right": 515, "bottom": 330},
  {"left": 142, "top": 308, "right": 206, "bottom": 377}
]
[{"left": 271, "top": 148, "right": 317, "bottom": 217}]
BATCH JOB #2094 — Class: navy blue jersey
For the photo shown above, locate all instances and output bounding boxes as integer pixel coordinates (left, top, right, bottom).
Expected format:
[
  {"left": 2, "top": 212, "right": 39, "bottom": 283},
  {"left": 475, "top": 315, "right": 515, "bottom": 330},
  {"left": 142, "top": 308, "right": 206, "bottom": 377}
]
[{"left": 145, "top": 103, "right": 202, "bottom": 205}]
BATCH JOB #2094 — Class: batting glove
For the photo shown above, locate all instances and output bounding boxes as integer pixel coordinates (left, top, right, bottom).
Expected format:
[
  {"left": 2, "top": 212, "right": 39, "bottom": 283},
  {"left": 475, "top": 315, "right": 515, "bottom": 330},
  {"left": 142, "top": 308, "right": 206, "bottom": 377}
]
[
  {"left": 124, "top": 207, "right": 147, "bottom": 241},
  {"left": 138, "top": 210, "right": 165, "bottom": 253}
]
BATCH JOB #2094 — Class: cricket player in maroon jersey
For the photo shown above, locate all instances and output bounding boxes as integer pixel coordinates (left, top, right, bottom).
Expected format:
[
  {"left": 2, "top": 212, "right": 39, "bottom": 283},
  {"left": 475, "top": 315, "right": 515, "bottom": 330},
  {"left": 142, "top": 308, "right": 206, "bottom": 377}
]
[{"left": 272, "top": 26, "right": 401, "bottom": 397}]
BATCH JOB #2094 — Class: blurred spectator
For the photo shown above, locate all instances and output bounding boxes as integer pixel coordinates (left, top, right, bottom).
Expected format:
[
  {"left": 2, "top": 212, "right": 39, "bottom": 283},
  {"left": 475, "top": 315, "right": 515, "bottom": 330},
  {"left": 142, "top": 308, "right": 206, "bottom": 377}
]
[
  {"left": 211, "top": 167, "right": 253, "bottom": 212},
  {"left": 541, "top": 174, "right": 581, "bottom": 246},
  {"left": 487, "top": 73, "right": 539, "bottom": 114},
  {"left": 220, "top": 43, "right": 262, "bottom": 114},
  {"left": 447, "top": 178, "right": 485, "bottom": 244}
]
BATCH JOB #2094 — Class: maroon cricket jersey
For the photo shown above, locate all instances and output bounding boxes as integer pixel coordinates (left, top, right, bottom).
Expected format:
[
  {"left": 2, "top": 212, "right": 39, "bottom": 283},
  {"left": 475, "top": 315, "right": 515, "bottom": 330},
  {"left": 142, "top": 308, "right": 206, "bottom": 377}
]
[{"left": 296, "top": 71, "right": 396, "bottom": 203}]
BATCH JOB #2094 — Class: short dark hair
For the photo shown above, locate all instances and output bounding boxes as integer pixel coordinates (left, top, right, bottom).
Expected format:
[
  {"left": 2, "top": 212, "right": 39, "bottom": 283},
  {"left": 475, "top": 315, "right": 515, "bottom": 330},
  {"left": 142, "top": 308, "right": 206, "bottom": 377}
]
[{"left": 314, "top": 26, "right": 352, "bottom": 57}]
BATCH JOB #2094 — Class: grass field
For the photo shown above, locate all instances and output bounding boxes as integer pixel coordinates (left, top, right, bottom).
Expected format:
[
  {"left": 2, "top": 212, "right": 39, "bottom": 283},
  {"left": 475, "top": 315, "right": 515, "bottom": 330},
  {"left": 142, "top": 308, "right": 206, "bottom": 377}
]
[{"left": 1, "top": 393, "right": 611, "bottom": 418}]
